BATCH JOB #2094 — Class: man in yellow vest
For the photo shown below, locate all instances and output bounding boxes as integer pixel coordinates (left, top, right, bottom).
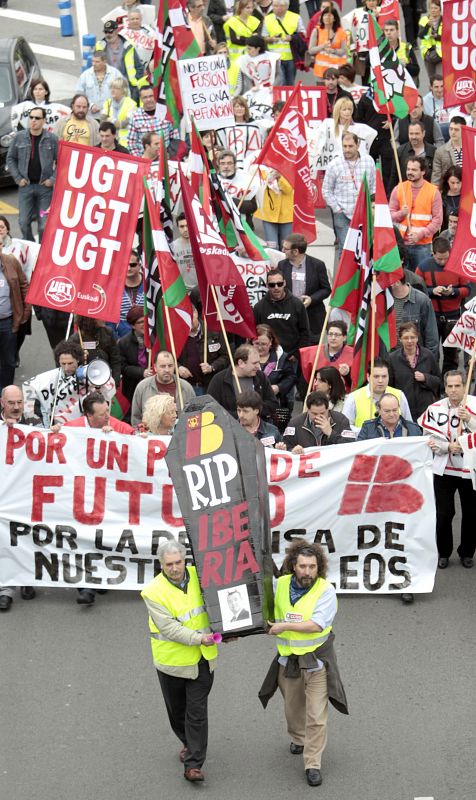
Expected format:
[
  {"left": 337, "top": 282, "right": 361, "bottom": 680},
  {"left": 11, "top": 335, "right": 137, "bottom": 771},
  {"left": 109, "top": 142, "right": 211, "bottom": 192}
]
[
  {"left": 265, "top": 540, "right": 348, "bottom": 787},
  {"left": 342, "top": 356, "right": 413, "bottom": 431},
  {"left": 262, "top": 0, "right": 305, "bottom": 85},
  {"left": 389, "top": 155, "right": 443, "bottom": 270},
  {"left": 141, "top": 541, "right": 218, "bottom": 783}
]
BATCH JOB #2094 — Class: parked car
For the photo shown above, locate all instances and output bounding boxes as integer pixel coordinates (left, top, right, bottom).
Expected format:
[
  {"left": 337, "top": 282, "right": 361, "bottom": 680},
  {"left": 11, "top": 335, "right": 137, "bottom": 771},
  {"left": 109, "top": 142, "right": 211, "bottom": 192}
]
[{"left": 0, "top": 37, "right": 42, "bottom": 185}]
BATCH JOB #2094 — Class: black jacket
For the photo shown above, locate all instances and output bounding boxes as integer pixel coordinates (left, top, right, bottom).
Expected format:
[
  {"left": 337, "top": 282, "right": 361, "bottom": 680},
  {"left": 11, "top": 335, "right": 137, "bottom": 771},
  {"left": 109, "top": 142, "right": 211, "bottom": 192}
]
[
  {"left": 388, "top": 141, "right": 437, "bottom": 193},
  {"left": 118, "top": 330, "right": 146, "bottom": 402},
  {"left": 388, "top": 346, "right": 441, "bottom": 420},
  {"left": 283, "top": 409, "right": 352, "bottom": 449},
  {"left": 253, "top": 290, "right": 310, "bottom": 356},
  {"left": 69, "top": 327, "right": 121, "bottom": 387},
  {"left": 208, "top": 366, "right": 278, "bottom": 420},
  {"left": 278, "top": 256, "right": 331, "bottom": 341},
  {"left": 178, "top": 326, "right": 228, "bottom": 389}
]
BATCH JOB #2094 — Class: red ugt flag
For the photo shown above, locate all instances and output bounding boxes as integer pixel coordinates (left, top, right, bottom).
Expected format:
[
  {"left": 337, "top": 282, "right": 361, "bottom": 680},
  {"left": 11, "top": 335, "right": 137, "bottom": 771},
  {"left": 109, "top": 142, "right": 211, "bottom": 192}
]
[
  {"left": 26, "top": 142, "right": 149, "bottom": 322},
  {"left": 442, "top": 0, "right": 476, "bottom": 108},
  {"left": 179, "top": 169, "right": 257, "bottom": 339},
  {"left": 256, "top": 84, "right": 317, "bottom": 243},
  {"left": 445, "top": 126, "right": 476, "bottom": 283}
]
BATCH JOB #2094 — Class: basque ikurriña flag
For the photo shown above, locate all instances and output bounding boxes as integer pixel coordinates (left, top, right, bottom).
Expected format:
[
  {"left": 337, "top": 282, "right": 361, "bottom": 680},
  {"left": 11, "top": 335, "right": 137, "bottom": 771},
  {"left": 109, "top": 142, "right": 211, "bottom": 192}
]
[
  {"left": 368, "top": 14, "right": 418, "bottom": 119},
  {"left": 142, "top": 180, "right": 193, "bottom": 357}
]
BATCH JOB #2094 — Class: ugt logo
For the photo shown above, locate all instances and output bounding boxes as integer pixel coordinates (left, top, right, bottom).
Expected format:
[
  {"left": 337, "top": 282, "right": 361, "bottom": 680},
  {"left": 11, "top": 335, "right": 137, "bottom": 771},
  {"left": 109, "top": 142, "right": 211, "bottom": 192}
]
[{"left": 338, "top": 455, "right": 424, "bottom": 515}]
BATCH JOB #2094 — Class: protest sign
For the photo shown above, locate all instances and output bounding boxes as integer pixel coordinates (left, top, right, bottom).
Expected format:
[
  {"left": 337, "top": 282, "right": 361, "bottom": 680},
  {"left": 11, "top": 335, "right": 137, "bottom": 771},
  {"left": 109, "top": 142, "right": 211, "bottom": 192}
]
[
  {"left": 236, "top": 52, "right": 280, "bottom": 88},
  {"left": 442, "top": 0, "right": 476, "bottom": 108},
  {"left": 178, "top": 54, "right": 234, "bottom": 131},
  {"left": 231, "top": 255, "right": 269, "bottom": 307},
  {"left": 165, "top": 397, "right": 273, "bottom": 636},
  {"left": 4, "top": 239, "right": 40, "bottom": 282},
  {"left": 25, "top": 142, "right": 149, "bottom": 322},
  {"left": 272, "top": 86, "right": 326, "bottom": 131},
  {"left": 215, "top": 123, "right": 263, "bottom": 169},
  {"left": 443, "top": 297, "right": 476, "bottom": 354},
  {"left": 0, "top": 427, "right": 437, "bottom": 595},
  {"left": 11, "top": 101, "right": 70, "bottom": 133}
]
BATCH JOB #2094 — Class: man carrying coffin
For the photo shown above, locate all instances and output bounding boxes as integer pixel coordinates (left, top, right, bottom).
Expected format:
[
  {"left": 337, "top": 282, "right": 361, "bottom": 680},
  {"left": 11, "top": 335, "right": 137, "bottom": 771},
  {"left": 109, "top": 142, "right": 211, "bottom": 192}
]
[
  {"left": 261, "top": 540, "right": 348, "bottom": 787},
  {"left": 141, "top": 541, "right": 218, "bottom": 783}
]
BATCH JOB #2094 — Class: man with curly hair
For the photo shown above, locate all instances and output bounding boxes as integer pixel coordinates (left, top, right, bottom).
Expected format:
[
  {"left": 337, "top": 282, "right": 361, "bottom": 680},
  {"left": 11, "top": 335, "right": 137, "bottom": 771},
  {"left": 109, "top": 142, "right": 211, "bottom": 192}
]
[{"left": 261, "top": 540, "right": 348, "bottom": 787}]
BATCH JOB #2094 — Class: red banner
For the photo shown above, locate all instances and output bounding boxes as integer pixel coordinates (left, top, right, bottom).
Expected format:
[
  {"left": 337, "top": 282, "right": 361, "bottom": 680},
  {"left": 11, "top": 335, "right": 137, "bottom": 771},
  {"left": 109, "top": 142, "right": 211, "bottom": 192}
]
[
  {"left": 26, "top": 142, "right": 149, "bottom": 321},
  {"left": 377, "top": 0, "right": 400, "bottom": 26},
  {"left": 272, "top": 86, "right": 326, "bottom": 126},
  {"left": 445, "top": 126, "right": 476, "bottom": 282},
  {"left": 442, "top": 0, "right": 476, "bottom": 107}
]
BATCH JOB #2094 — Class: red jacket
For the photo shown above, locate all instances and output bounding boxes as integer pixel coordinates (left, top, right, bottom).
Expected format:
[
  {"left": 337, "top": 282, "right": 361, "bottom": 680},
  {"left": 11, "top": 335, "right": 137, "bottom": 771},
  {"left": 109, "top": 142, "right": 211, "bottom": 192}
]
[{"left": 64, "top": 416, "right": 134, "bottom": 434}]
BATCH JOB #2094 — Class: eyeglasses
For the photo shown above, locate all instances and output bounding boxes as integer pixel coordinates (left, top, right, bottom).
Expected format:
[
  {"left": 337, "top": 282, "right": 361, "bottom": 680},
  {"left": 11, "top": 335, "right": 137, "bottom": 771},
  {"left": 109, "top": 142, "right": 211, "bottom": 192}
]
[
  {"left": 268, "top": 281, "right": 284, "bottom": 287},
  {"left": 327, "top": 332, "right": 343, "bottom": 337},
  {"left": 29, "top": 115, "right": 43, "bottom": 120}
]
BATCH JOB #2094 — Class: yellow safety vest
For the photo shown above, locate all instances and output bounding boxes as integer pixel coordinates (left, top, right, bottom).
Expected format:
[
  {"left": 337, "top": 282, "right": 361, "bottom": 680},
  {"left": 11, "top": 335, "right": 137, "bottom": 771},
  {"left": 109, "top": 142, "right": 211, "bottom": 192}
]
[
  {"left": 274, "top": 574, "right": 333, "bottom": 656},
  {"left": 265, "top": 11, "right": 300, "bottom": 62},
  {"left": 141, "top": 566, "right": 218, "bottom": 669},
  {"left": 418, "top": 15, "right": 442, "bottom": 59},
  {"left": 224, "top": 15, "right": 260, "bottom": 63},
  {"left": 102, "top": 96, "right": 137, "bottom": 147},
  {"left": 353, "top": 385, "right": 402, "bottom": 429}
]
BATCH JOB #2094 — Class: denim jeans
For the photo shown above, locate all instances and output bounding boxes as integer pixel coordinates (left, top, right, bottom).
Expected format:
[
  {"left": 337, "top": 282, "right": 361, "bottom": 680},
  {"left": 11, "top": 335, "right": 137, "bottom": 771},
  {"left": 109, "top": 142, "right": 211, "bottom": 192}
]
[
  {"left": 332, "top": 211, "right": 350, "bottom": 259},
  {"left": 18, "top": 182, "right": 52, "bottom": 242},
  {"left": 262, "top": 220, "right": 293, "bottom": 250},
  {"left": 0, "top": 316, "right": 17, "bottom": 392},
  {"left": 406, "top": 243, "right": 432, "bottom": 271},
  {"left": 279, "top": 59, "right": 296, "bottom": 87}
]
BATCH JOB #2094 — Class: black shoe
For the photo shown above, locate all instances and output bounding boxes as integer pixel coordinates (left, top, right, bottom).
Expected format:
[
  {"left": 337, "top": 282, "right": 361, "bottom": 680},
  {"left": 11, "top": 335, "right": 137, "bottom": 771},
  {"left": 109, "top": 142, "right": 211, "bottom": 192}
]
[
  {"left": 0, "top": 596, "right": 12, "bottom": 611},
  {"left": 290, "top": 742, "right": 304, "bottom": 755},
  {"left": 438, "top": 557, "right": 449, "bottom": 569},
  {"left": 21, "top": 586, "right": 36, "bottom": 600},
  {"left": 306, "top": 768, "right": 322, "bottom": 786},
  {"left": 401, "top": 593, "right": 414, "bottom": 604},
  {"left": 77, "top": 590, "right": 95, "bottom": 605},
  {"left": 461, "top": 557, "right": 474, "bottom": 568}
]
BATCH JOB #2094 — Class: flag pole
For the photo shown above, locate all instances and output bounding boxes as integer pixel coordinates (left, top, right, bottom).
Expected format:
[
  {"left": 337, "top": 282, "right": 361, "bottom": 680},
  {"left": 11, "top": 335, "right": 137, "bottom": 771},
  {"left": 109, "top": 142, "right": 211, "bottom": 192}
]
[
  {"left": 163, "top": 302, "right": 184, "bottom": 411},
  {"left": 210, "top": 284, "right": 242, "bottom": 393},
  {"left": 203, "top": 315, "right": 208, "bottom": 364},
  {"left": 368, "top": 272, "right": 378, "bottom": 419},
  {"left": 458, "top": 337, "right": 476, "bottom": 435},
  {"left": 49, "top": 312, "right": 74, "bottom": 426},
  {"left": 305, "top": 304, "right": 332, "bottom": 402}
]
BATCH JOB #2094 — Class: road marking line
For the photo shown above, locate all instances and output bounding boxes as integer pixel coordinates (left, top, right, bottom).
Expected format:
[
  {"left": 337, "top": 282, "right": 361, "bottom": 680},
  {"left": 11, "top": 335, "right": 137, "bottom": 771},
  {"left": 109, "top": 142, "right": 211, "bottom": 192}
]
[
  {"left": 30, "top": 43, "right": 76, "bottom": 61},
  {"left": 0, "top": 202, "right": 19, "bottom": 215},
  {"left": 414, "top": 796, "right": 435, "bottom": 799},
  {"left": 0, "top": 9, "right": 60, "bottom": 27},
  {"left": 75, "top": 0, "right": 89, "bottom": 49}
]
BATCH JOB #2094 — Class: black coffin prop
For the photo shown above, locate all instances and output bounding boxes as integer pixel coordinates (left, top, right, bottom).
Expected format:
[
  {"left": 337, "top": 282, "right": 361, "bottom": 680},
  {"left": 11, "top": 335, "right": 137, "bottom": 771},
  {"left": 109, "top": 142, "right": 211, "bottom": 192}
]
[{"left": 165, "top": 395, "right": 274, "bottom": 638}]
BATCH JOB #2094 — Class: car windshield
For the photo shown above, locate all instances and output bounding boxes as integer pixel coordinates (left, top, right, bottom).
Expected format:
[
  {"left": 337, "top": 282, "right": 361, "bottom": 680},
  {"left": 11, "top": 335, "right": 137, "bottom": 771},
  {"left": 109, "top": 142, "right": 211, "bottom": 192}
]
[{"left": 0, "top": 65, "right": 14, "bottom": 106}]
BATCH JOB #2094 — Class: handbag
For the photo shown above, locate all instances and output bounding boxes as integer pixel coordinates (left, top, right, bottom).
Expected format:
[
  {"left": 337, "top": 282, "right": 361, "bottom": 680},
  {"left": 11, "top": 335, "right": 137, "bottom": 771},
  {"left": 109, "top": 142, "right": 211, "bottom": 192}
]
[{"left": 424, "top": 47, "right": 441, "bottom": 64}]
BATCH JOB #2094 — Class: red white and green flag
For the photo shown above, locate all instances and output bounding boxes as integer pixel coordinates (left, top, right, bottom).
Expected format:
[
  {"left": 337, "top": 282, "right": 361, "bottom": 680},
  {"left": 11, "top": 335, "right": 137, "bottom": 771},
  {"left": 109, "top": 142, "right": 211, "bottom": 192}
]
[
  {"left": 152, "top": 0, "right": 200, "bottom": 127},
  {"left": 329, "top": 174, "right": 401, "bottom": 388},
  {"left": 368, "top": 14, "right": 418, "bottom": 119},
  {"left": 142, "top": 180, "right": 193, "bottom": 357}
]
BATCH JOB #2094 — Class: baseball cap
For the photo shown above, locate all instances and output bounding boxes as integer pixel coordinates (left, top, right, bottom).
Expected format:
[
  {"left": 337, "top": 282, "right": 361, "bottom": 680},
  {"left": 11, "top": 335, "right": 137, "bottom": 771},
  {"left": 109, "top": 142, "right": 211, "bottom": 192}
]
[{"left": 104, "top": 20, "right": 119, "bottom": 33}]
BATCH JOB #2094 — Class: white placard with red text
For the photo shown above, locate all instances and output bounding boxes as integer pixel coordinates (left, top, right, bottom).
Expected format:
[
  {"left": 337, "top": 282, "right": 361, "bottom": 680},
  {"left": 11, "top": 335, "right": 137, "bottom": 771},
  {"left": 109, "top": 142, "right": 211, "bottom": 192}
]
[{"left": 0, "top": 428, "right": 437, "bottom": 594}]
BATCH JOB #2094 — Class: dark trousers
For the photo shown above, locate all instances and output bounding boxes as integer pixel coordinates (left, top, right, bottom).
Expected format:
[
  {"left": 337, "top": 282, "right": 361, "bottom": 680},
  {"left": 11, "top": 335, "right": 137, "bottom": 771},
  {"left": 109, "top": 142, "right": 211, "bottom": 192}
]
[
  {"left": 157, "top": 658, "right": 214, "bottom": 770},
  {"left": 0, "top": 316, "right": 17, "bottom": 392},
  {"left": 434, "top": 474, "right": 476, "bottom": 559},
  {"left": 436, "top": 317, "right": 466, "bottom": 376}
]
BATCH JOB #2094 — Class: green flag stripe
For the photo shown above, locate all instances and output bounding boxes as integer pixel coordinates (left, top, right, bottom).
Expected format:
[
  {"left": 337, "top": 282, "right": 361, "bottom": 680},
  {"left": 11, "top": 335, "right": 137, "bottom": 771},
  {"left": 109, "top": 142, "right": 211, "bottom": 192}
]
[{"left": 163, "top": 274, "right": 187, "bottom": 307}]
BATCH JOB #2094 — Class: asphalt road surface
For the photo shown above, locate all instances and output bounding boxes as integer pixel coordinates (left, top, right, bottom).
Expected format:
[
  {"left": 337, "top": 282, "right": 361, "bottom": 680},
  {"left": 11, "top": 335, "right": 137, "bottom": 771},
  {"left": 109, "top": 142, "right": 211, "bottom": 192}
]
[{"left": 1, "top": 3, "right": 475, "bottom": 800}]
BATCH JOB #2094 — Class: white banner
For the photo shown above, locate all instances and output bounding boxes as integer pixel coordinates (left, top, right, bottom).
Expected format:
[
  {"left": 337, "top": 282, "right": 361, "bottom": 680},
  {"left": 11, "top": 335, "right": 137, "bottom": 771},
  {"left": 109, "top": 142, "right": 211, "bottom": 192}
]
[
  {"left": 178, "top": 55, "right": 234, "bottom": 131},
  {"left": 443, "top": 297, "right": 476, "bottom": 355},
  {"left": 232, "top": 255, "right": 269, "bottom": 307},
  {"left": 4, "top": 238, "right": 40, "bottom": 282},
  {"left": 460, "top": 431, "right": 476, "bottom": 489},
  {"left": 0, "top": 428, "right": 437, "bottom": 593}
]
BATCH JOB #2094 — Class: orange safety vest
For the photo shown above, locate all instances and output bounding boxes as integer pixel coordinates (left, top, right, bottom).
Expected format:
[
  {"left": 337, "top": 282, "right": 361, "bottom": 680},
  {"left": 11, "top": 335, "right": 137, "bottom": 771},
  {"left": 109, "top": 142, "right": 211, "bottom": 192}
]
[
  {"left": 396, "top": 180, "right": 438, "bottom": 245},
  {"left": 313, "top": 27, "right": 348, "bottom": 78}
]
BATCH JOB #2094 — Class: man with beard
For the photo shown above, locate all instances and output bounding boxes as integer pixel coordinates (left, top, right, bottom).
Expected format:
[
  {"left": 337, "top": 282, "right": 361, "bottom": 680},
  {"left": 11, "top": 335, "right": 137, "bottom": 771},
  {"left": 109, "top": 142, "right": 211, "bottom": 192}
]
[
  {"left": 389, "top": 156, "right": 443, "bottom": 270},
  {"left": 54, "top": 94, "right": 100, "bottom": 146},
  {"left": 261, "top": 541, "right": 348, "bottom": 787}
]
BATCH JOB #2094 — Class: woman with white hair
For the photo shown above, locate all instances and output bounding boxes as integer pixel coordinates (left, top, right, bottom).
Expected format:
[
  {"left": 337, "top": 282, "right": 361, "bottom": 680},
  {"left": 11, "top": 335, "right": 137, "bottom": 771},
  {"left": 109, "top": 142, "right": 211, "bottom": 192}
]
[
  {"left": 101, "top": 77, "right": 137, "bottom": 148},
  {"left": 140, "top": 395, "right": 178, "bottom": 436}
]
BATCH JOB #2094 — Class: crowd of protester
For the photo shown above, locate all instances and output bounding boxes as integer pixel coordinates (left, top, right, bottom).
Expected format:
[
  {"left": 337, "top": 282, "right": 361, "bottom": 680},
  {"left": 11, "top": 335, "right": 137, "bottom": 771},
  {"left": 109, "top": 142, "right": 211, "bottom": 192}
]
[{"left": 1, "top": 0, "right": 475, "bottom": 618}]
